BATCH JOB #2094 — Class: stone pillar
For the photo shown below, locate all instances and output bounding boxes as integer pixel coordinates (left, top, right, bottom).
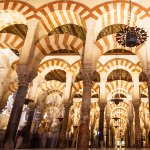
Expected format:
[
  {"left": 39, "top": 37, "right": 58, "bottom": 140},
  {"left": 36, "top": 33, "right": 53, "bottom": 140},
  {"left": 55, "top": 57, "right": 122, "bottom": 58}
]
[
  {"left": 132, "top": 72, "right": 141, "bottom": 148},
  {"left": 63, "top": 71, "right": 73, "bottom": 102},
  {"left": 20, "top": 18, "right": 39, "bottom": 64},
  {"left": 125, "top": 125, "right": 129, "bottom": 148},
  {"left": 133, "top": 101, "right": 141, "bottom": 148},
  {"left": 24, "top": 103, "right": 36, "bottom": 143},
  {"left": 128, "top": 100, "right": 134, "bottom": 148},
  {"left": 98, "top": 102, "right": 106, "bottom": 148},
  {"left": 112, "top": 128, "right": 115, "bottom": 148},
  {"left": 77, "top": 72, "right": 92, "bottom": 150},
  {"left": 109, "top": 125, "right": 114, "bottom": 148},
  {"left": 59, "top": 71, "right": 73, "bottom": 148},
  {"left": 72, "top": 125, "right": 79, "bottom": 148},
  {"left": 98, "top": 72, "right": 107, "bottom": 148},
  {"left": 106, "top": 117, "right": 110, "bottom": 148},
  {"left": 90, "top": 124, "right": 94, "bottom": 148},
  {"left": 145, "top": 126, "right": 149, "bottom": 147},
  {"left": 59, "top": 103, "right": 71, "bottom": 148},
  {"left": 128, "top": 118, "right": 134, "bottom": 147},
  {"left": 3, "top": 65, "right": 36, "bottom": 149}
]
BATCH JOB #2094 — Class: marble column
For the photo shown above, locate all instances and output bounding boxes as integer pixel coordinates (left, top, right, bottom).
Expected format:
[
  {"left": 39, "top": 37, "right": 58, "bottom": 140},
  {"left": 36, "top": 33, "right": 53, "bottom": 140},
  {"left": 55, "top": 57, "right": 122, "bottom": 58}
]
[
  {"left": 128, "top": 118, "right": 134, "bottom": 147},
  {"left": 106, "top": 117, "right": 110, "bottom": 148},
  {"left": 145, "top": 126, "right": 149, "bottom": 147},
  {"left": 98, "top": 72, "right": 107, "bottom": 148},
  {"left": 128, "top": 100, "right": 134, "bottom": 148},
  {"left": 90, "top": 125, "right": 94, "bottom": 148},
  {"left": 109, "top": 126, "right": 113, "bottom": 148},
  {"left": 125, "top": 126, "right": 129, "bottom": 148},
  {"left": 77, "top": 72, "right": 92, "bottom": 150},
  {"left": 3, "top": 65, "right": 36, "bottom": 149},
  {"left": 60, "top": 71, "right": 73, "bottom": 148},
  {"left": 59, "top": 103, "right": 71, "bottom": 148},
  {"left": 133, "top": 101, "right": 141, "bottom": 148},
  {"left": 72, "top": 125, "right": 79, "bottom": 148},
  {"left": 24, "top": 103, "right": 36, "bottom": 143},
  {"left": 98, "top": 103, "right": 106, "bottom": 147},
  {"left": 112, "top": 128, "right": 115, "bottom": 148}
]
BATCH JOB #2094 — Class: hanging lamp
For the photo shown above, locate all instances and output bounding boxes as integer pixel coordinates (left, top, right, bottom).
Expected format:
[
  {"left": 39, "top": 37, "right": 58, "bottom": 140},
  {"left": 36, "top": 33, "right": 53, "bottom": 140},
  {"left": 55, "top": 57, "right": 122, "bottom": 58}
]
[{"left": 116, "top": 0, "right": 148, "bottom": 47}]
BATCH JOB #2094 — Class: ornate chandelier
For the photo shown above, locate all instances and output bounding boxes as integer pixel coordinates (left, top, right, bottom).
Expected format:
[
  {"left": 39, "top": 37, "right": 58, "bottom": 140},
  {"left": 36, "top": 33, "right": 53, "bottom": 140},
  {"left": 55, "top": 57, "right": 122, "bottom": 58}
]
[
  {"left": 114, "top": 125, "right": 119, "bottom": 128},
  {"left": 116, "top": 0, "right": 148, "bottom": 47},
  {"left": 112, "top": 116, "right": 120, "bottom": 121},
  {"left": 111, "top": 98, "right": 123, "bottom": 105}
]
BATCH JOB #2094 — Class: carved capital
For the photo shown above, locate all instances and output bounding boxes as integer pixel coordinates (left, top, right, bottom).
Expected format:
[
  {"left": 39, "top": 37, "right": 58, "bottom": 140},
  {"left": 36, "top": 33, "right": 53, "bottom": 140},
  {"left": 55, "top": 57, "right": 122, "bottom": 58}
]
[
  {"left": 64, "top": 102, "right": 72, "bottom": 110},
  {"left": 29, "top": 103, "right": 36, "bottom": 111},
  {"left": 132, "top": 101, "right": 141, "bottom": 110},
  {"left": 17, "top": 73, "right": 29, "bottom": 86},
  {"left": 82, "top": 72, "right": 92, "bottom": 81},
  {"left": 99, "top": 102, "right": 107, "bottom": 110},
  {"left": 17, "top": 64, "right": 37, "bottom": 86}
]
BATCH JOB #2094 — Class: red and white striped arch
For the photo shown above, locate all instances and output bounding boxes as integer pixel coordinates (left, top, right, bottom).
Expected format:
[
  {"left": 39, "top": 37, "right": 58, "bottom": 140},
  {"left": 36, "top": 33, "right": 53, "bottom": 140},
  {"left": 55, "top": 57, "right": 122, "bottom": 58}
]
[
  {"left": 111, "top": 107, "right": 128, "bottom": 126},
  {"left": 35, "top": 33, "right": 84, "bottom": 56},
  {"left": 140, "top": 82, "right": 148, "bottom": 96},
  {"left": 0, "top": 1, "right": 35, "bottom": 19},
  {"left": 99, "top": 58, "right": 142, "bottom": 77},
  {"left": 93, "top": 1, "right": 148, "bottom": 37},
  {"left": 95, "top": 34, "right": 144, "bottom": 55},
  {"left": 0, "top": 1, "right": 35, "bottom": 30},
  {"left": 36, "top": 2, "right": 91, "bottom": 33},
  {"left": 92, "top": 82, "right": 99, "bottom": 93},
  {"left": 142, "top": 88, "right": 148, "bottom": 97},
  {"left": 110, "top": 102, "right": 129, "bottom": 111},
  {"left": 38, "top": 59, "right": 70, "bottom": 75},
  {"left": 70, "top": 60, "right": 81, "bottom": 78},
  {"left": 0, "top": 10, "right": 27, "bottom": 31},
  {"left": 72, "top": 81, "right": 83, "bottom": 94},
  {"left": 0, "top": 33, "right": 24, "bottom": 52},
  {"left": 106, "top": 80, "right": 133, "bottom": 94},
  {"left": 96, "top": 61, "right": 103, "bottom": 73},
  {"left": 11, "top": 60, "right": 19, "bottom": 70},
  {"left": 39, "top": 80, "right": 65, "bottom": 93},
  {"left": 72, "top": 81, "right": 98, "bottom": 95}
]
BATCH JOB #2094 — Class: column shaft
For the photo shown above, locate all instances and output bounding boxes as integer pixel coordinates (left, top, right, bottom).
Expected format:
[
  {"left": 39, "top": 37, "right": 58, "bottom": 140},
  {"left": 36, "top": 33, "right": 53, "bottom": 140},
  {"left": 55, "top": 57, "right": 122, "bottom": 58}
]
[
  {"left": 106, "top": 121, "right": 110, "bottom": 148},
  {"left": 3, "top": 85, "right": 28, "bottom": 148},
  {"left": 90, "top": 126, "right": 94, "bottom": 148},
  {"left": 24, "top": 104, "right": 35, "bottom": 143},
  {"left": 98, "top": 109, "right": 105, "bottom": 147},
  {"left": 77, "top": 73, "right": 92, "bottom": 150},
  {"left": 133, "top": 105, "right": 141, "bottom": 148},
  {"left": 60, "top": 104, "right": 70, "bottom": 148}
]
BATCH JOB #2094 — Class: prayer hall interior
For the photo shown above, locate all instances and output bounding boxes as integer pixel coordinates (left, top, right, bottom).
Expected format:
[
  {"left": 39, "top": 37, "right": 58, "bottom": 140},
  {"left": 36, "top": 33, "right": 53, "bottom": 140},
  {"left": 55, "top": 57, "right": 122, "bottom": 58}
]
[{"left": 0, "top": 0, "right": 150, "bottom": 149}]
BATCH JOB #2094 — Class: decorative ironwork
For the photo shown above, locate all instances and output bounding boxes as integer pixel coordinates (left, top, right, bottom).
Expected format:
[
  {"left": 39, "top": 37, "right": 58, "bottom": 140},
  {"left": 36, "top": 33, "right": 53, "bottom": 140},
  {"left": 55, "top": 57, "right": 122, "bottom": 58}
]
[
  {"left": 114, "top": 125, "right": 119, "bottom": 128},
  {"left": 24, "top": 98, "right": 34, "bottom": 105},
  {"left": 116, "top": 0, "right": 148, "bottom": 47},
  {"left": 73, "top": 125, "right": 79, "bottom": 129},
  {"left": 57, "top": 116, "right": 64, "bottom": 122},
  {"left": 112, "top": 116, "right": 120, "bottom": 121},
  {"left": 116, "top": 26, "right": 148, "bottom": 47},
  {"left": 111, "top": 98, "right": 123, "bottom": 105}
]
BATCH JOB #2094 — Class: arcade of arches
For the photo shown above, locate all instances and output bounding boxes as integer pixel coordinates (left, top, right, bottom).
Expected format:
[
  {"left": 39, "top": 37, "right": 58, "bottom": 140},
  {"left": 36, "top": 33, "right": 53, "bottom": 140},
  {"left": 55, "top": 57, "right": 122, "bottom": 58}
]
[{"left": 0, "top": 0, "right": 150, "bottom": 150}]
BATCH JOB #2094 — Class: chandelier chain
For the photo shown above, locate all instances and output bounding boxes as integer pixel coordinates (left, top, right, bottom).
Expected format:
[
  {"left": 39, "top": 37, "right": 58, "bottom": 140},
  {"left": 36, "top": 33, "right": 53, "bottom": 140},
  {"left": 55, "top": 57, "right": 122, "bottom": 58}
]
[{"left": 127, "top": 0, "right": 132, "bottom": 26}]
